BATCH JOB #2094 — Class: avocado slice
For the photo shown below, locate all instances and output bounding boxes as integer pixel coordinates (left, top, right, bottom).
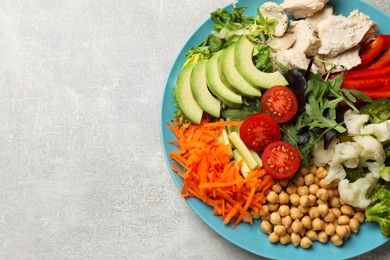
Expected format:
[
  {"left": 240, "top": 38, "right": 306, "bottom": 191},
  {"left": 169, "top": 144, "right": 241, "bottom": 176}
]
[
  {"left": 221, "top": 44, "right": 262, "bottom": 97},
  {"left": 206, "top": 50, "right": 242, "bottom": 108},
  {"left": 235, "top": 35, "right": 288, "bottom": 89},
  {"left": 175, "top": 63, "right": 203, "bottom": 124},
  {"left": 190, "top": 60, "right": 221, "bottom": 118}
]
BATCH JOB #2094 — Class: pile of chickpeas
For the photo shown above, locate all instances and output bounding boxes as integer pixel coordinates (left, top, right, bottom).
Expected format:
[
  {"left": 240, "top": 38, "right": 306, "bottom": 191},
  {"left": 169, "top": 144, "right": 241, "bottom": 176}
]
[{"left": 254, "top": 165, "right": 365, "bottom": 249}]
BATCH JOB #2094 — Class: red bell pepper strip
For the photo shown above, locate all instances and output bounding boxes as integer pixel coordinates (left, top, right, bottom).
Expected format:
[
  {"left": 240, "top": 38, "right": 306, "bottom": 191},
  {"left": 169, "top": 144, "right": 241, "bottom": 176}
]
[
  {"left": 383, "top": 35, "right": 390, "bottom": 49},
  {"left": 358, "top": 85, "right": 390, "bottom": 99},
  {"left": 341, "top": 77, "right": 390, "bottom": 89},
  {"left": 344, "top": 66, "right": 390, "bottom": 79},
  {"left": 357, "top": 35, "right": 385, "bottom": 69},
  {"left": 367, "top": 48, "right": 390, "bottom": 69}
]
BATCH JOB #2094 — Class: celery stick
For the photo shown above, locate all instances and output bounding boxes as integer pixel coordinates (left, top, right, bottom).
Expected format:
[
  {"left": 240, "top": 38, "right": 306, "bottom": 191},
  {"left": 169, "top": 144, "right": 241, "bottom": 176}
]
[
  {"left": 232, "top": 149, "right": 250, "bottom": 178},
  {"left": 216, "top": 123, "right": 233, "bottom": 158},
  {"left": 250, "top": 149, "right": 263, "bottom": 168},
  {"left": 228, "top": 131, "right": 258, "bottom": 170}
]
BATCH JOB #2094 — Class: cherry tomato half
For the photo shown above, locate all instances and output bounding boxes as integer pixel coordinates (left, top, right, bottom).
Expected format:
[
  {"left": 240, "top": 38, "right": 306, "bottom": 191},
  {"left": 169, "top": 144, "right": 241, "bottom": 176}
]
[
  {"left": 261, "top": 86, "right": 298, "bottom": 123},
  {"left": 262, "top": 141, "right": 301, "bottom": 179},
  {"left": 239, "top": 113, "right": 281, "bottom": 151}
]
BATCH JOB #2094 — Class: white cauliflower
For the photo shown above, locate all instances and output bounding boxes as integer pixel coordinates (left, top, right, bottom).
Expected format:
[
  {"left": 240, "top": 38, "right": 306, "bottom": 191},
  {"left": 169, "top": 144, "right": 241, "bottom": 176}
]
[
  {"left": 365, "top": 161, "right": 385, "bottom": 179},
  {"left": 338, "top": 172, "right": 378, "bottom": 209},
  {"left": 312, "top": 137, "right": 339, "bottom": 166},
  {"left": 344, "top": 109, "right": 369, "bottom": 134},
  {"left": 353, "top": 135, "right": 385, "bottom": 166},
  {"left": 330, "top": 141, "right": 362, "bottom": 168},
  {"left": 361, "top": 120, "right": 390, "bottom": 142},
  {"left": 325, "top": 162, "right": 346, "bottom": 184}
]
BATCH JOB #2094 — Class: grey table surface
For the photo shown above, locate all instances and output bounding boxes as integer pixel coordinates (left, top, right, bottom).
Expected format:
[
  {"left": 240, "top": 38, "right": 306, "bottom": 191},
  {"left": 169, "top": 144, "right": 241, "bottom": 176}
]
[{"left": 0, "top": 0, "right": 389, "bottom": 259}]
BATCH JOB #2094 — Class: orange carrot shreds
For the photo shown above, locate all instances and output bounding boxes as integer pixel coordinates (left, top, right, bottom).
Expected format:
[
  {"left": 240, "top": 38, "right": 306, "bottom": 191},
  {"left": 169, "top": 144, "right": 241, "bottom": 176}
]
[{"left": 168, "top": 117, "right": 274, "bottom": 229}]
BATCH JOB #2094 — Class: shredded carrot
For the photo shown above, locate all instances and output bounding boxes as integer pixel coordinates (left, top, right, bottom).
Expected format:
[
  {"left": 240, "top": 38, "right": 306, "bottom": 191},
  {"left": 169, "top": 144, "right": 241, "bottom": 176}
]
[{"left": 168, "top": 117, "right": 274, "bottom": 228}]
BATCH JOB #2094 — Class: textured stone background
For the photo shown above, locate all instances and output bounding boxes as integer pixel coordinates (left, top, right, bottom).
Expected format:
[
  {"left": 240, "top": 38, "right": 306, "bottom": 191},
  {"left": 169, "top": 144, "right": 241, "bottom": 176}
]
[{"left": 0, "top": 0, "right": 389, "bottom": 259}]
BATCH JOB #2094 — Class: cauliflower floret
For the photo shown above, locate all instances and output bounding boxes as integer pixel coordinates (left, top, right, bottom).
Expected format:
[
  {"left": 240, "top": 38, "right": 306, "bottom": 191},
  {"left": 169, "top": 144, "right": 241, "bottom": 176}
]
[
  {"left": 361, "top": 121, "right": 390, "bottom": 142},
  {"left": 330, "top": 141, "right": 362, "bottom": 168},
  {"left": 344, "top": 109, "right": 369, "bottom": 134},
  {"left": 353, "top": 135, "right": 385, "bottom": 166},
  {"left": 325, "top": 162, "right": 346, "bottom": 184},
  {"left": 312, "top": 137, "right": 339, "bottom": 167},
  {"left": 338, "top": 172, "right": 378, "bottom": 209},
  {"left": 364, "top": 161, "right": 385, "bottom": 179}
]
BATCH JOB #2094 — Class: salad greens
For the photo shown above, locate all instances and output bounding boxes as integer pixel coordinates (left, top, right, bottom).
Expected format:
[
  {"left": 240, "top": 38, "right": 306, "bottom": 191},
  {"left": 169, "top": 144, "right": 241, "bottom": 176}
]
[
  {"left": 281, "top": 72, "right": 371, "bottom": 168},
  {"left": 183, "top": 6, "right": 277, "bottom": 68}
]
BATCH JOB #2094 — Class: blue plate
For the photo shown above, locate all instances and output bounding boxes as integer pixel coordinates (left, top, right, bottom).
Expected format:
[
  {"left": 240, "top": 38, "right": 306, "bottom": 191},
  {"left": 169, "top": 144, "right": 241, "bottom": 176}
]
[{"left": 160, "top": 0, "right": 390, "bottom": 259}]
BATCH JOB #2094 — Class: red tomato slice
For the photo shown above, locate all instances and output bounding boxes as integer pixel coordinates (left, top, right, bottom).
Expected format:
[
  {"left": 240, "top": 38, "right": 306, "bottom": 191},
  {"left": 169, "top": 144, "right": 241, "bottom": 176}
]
[
  {"left": 261, "top": 86, "right": 298, "bottom": 123},
  {"left": 262, "top": 141, "right": 301, "bottom": 179},
  {"left": 239, "top": 113, "right": 281, "bottom": 151}
]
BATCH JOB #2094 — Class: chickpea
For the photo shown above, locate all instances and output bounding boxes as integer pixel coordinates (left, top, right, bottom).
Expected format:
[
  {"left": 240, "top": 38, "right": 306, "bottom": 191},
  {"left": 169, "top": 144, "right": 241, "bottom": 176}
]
[
  {"left": 271, "top": 182, "right": 283, "bottom": 193},
  {"left": 300, "top": 167, "right": 309, "bottom": 176},
  {"left": 309, "top": 165, "right": 317, "bottom": 175},
  {"left": 300, "top": 236, "right": 313, "bottom": 249},
  {"left": 278, "top": 205, "right": 290, "bottom": 217},
  {"left": 331, "top": 180, "right": 339, "bottom": 190},
  {"left": 325, "top": 223, "right": 336, "bottom": 236},
  {"left": 260, "top": 205, "right": 270, "bottom": 217},
  {"left": 332, "top": 208, "right": 342, "bottom": 218},
  {"left": 270, "top": 212, "right": 282, "bottom": 225},
  {"left": 309, "top": 184, "right": 319, "bottom": 195},
  {"left": 316, "top": 167, "right": 327, "bottom": 179},
  {"left": 314, "top": 176, "right": 320, "bottom": 185},
  {"left": 323, "top": 210, "right": 336, "bottom": 223},
  {"left": 304, "top": 173, "right": 315, "bottom": 186},
  {"left": 331, "top": 234, "right": 343, "bottom": 246},
  {"left": 349, "top": 218, "right": 360, "bottom": 233},
  {"left": 336, "top": 225, "right": 349, "bottom": 239},
  {"left": 268, "top": 203, "right": 279, "bottom": 213},
  {"left": 309, "top": 207, "right": 320, "bottom": 219},
  {"left": 306, "top": 230, "right": 318, "bottom": 241},
  {"left": 279, "top": 191, "right": 290, "bottom": 205},
  {"left": 252, "top": 210, "right": 261, "bottom": 219},
  {"left": 262, "top": 213, "right": 271, "bottom": 222},
  {"left": 274, "top": 224, "right": 287, "bottom": 237},
  {"left": 297, "top": 186, "right": 309, "bottom": 196},
  {"left": 318, "top": 231, "right": 329, "bottom": 243},
  {"left": 316, "top": 188, "right": 329, "bottom": 202},
  {"left": 280, "top": 234, "right": 291, "bottom": 245},
  {"left": 319, "top": 179, "right": 332, "bottom": 189},
  {"left": 354, "top": 211, "right": 365, "bottom": 223},
  {"left": 340, "top": 205, "right": 354, "bottom": 217},
  {"left": 290, "top": 193, "right": 300, "bottom": 206},
  {"left": 318, "top": 204, "right": 329, "bottom": 217},
  {"left": 291, "top": 232, "right": 301, "bottom": 247},
  {"left": 312, "top": 218, "right": 325, "bottom": 231},
  {"left": 290, "top": 207, "right": 303, "bottom": 220},
  {"left": 308, "top": 194, "right": 317, "bottom": 206},
  {"left": 329, "top": 197, "right": 340, "bottom": 208},
  {"left": 282, "top": 215, "right": 293, "bottom": 228},
  {"left": 294, "top": 176, "right": 304, "bottom": 187},
  {"left": 268, "top": 232, "right": 280, "bottom": 243},
  {"left": 267, "top": 191, "right": 279, "bottom": 204},
  {"left": 339, "top": 198, "right": 346, "bottom": 206},
  {"left": 338, "top": 215, "right": 350, "bottom": 225},
  {"left": 260, "top": 220, "right": 273, "bottom": 234},
  {"left": 301, "top": 216, "right": 312, "bottom": 230},
  {"left": 298, "top": 205, "right": 309, "bottom": 214},
  {"left": 279, "top": 178, "right": 289, "bottom": 187},
  {"left": 286, "top": 184, "right": 297, "bottom": 195},
  {"left": 299, "top": 195, "right": 310, "bottom": 207},
  {"left": 327, "top": 189, "right": 335, "bottom": 200},
  {"left": 291, "top": 219, "right": 304, "bottom": 234}
]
